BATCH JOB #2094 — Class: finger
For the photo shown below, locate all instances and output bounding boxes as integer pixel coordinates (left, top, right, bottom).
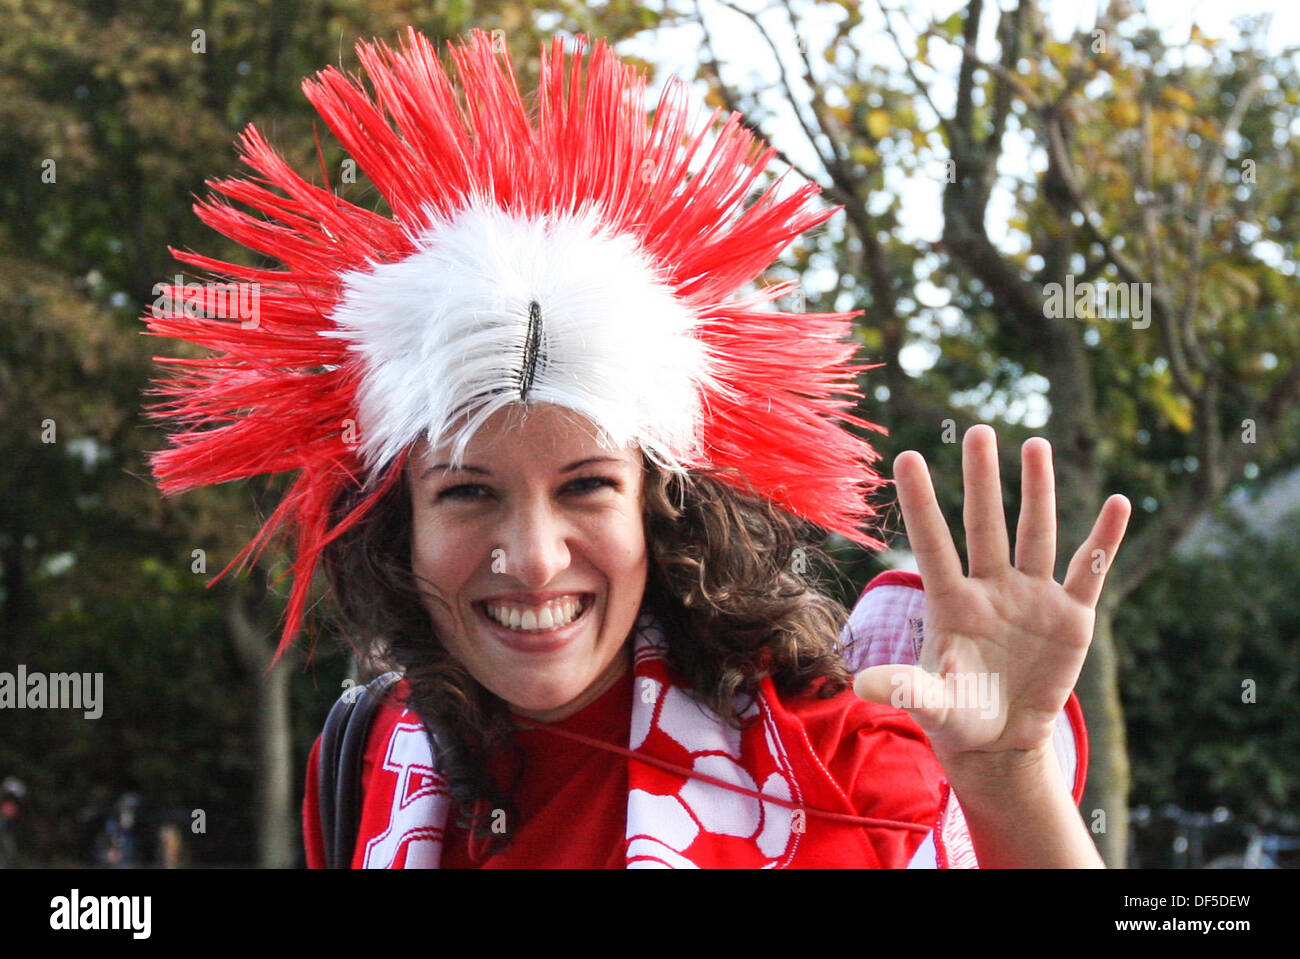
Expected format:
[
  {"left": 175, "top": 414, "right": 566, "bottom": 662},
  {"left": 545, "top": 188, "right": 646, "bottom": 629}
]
[
  {"left": 1063, "top": 495, "right": 1133, "bottom": 607},
  {"left": 1014, "top": 437, "right": 1057, "bottom": 579},
  {"left": 894, "top": 450, "right": 965, "bottom": 596},
  {"left": 853, "top": 664, "right": 948, "bottom": 735},
  {"left": 963, "top": 425, "right": 1010, "bottom": 578}
]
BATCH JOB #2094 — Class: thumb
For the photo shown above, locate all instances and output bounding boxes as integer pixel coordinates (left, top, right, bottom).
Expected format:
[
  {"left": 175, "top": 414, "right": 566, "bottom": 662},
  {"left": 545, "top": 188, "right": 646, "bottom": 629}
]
[{"left": 853, "top": 664, "right": 949, "bottom": 734}]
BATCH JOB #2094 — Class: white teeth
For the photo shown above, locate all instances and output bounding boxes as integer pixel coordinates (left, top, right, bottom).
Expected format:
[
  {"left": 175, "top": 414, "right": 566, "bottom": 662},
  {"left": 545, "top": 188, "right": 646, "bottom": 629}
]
[{"left": 483, "top": 596, "right": 586, "bottom": 632}]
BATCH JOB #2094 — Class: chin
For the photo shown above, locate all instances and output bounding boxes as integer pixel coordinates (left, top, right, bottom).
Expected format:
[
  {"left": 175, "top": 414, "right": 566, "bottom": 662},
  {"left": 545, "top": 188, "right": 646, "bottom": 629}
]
[
  {"left": 499, "top": 662, "right": 613, "bottom": 717},
  {"left": 509, "top": 679, "right": 588, "bottom": 713}
]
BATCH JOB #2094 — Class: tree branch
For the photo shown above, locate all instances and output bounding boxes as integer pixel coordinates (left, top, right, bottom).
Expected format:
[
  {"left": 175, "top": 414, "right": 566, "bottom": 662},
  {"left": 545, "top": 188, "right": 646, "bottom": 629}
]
[
  {"left": 988, "top": 1, "right": 1026, "bottom": 152},
  {"left": 1109, "top": 360, "right": 1300, "bottom": 604},
  {"left": 1041, "top": 105, "right": 1200, "bottom": 400},
  {"left": 1179, "top": 72, "right": 1263, "bottom": 375},
  {"left": 940, "top": 0, "right": 1051, "bottom": 353},
  {"left": 691, "top": 3, "right": 831, "bottom": 193},
  {"left": 876, "top": 1, "right": 956, "bottom": 147},
  {"left": 952, "top": 0, "right": 984, "bottom": 142},
  {"left": 712, "top": 0, "right": 845, "bottom": 172},
  {"left": 917, "top": 26, "right": 1044, "bottom": 110}
]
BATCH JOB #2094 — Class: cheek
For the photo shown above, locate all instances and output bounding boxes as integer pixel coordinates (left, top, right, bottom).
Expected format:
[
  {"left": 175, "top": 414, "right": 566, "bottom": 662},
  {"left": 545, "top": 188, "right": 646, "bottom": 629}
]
[
  {"left": 409, "top": 515, "right": 470, "bottom": 611},
  {"left": 601, "top": 503, "right": 648, "bottom": 590}
]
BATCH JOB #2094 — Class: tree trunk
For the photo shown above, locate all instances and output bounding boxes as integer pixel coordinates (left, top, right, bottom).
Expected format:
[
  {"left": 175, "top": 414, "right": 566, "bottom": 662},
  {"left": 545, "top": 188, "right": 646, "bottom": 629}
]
[
  {"left": 254, "top": 654, "right": 297, "bottom": 868},
  {"left": 226, "top": 589, "right": 298, "bottom": 868},
  {"left": 1078, "top": 598, "right": 1129, "bottom": 866},
  {"left": 1034, "top": 320, "right": 1130, "bottom": 866}
]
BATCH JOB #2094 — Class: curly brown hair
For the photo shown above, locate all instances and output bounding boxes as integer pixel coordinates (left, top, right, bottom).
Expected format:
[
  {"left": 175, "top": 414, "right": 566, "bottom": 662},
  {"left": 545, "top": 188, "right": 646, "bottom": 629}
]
[{"left": 322, "top": 451, "right": 855, "bottom": 844}]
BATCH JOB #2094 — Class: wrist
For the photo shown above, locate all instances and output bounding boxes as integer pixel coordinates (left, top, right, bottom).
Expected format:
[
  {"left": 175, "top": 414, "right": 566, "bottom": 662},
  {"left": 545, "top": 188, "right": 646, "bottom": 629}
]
[
  {"left": 936, "top": 741, "right": 1064, "bottom": 808},
  {"left": 935, "top": 743, "right": 1102, "bottom": 868}
]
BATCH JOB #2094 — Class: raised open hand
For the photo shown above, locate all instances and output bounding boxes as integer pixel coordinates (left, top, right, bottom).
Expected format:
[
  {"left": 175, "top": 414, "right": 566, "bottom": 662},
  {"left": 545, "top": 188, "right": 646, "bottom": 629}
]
[{"left": 854, "top": 425, "right": 1131, "bottom": 763}]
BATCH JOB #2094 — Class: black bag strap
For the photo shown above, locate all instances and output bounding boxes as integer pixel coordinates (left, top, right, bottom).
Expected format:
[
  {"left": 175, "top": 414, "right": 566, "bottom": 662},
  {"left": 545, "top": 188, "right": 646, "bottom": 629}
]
[{"left": 317, "top": 670, "right": 403, "bottom": 869}]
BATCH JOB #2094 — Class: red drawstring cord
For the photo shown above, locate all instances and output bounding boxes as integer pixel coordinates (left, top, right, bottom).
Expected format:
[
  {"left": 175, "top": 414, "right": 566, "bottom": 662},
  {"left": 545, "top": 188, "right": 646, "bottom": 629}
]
[{"left": 514, "top": 717, "right": 932, "bottom": 835}]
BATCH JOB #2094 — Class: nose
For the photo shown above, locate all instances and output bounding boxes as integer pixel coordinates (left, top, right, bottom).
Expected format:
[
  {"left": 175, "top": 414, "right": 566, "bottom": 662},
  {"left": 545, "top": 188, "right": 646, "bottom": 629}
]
[{"left": 496, "top": 495, "right": 571, "bottom": 587}]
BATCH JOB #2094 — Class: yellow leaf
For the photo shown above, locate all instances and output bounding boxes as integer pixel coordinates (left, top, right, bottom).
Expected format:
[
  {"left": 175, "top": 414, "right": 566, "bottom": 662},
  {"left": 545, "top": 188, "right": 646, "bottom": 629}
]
[
  {"left": 1108, "top": 99, "right": 1140, "bottom": 127},
  {"left": 1153, "top": 389, "right": 1194, "bottom": 433},
  {"left": 1161, "top": 88, "right": 1197, "bottom": 111},
  {"left": 936, "top": 11, "right": 964, "bottom": 38},
  {"left": 866, "top": 109, "right": 890, "bottom": 139},
  {"left": 851, "top": 144, "right": 879, "bottom": 166},
  {"left": 1046, "top": 40, "right": 1074, "bottom": 69}
]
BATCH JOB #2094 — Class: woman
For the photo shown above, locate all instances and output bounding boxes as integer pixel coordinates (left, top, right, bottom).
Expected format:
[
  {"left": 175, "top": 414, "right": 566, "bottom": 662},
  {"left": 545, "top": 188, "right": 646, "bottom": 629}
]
[{"left": 145, "top": 28, "right": 1130, "bottom": 868}]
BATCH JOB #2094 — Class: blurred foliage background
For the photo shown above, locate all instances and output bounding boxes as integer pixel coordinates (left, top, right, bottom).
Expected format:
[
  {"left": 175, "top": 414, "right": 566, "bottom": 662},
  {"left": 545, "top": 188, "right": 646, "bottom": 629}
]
[{"left": 1, "top": 0, "right": 1297, "bottom": 867}]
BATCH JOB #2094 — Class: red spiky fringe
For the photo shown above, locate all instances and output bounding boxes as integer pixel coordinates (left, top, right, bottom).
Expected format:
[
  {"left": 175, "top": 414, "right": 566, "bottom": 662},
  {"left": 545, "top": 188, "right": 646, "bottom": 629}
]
[{"left": 144, "top": 27, "right": 888, "bottom": 658}]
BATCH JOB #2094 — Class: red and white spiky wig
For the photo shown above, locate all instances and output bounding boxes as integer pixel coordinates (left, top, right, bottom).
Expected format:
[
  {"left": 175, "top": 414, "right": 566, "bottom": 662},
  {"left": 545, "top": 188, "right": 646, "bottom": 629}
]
[{"left": 145, "top": 27, "right": 888, "bottom": 656}]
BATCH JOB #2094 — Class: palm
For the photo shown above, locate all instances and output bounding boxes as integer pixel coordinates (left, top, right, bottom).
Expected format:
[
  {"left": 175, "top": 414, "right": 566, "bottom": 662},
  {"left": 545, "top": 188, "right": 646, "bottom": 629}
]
[{"left": 855, "top": 425, "right": 1131, "bottom": 760}]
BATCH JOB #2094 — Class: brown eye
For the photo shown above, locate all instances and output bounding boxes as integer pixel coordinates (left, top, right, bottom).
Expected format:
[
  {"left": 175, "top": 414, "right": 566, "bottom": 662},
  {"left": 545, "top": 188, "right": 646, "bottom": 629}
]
[
  {"left": 436, "top": 483, "right": 492, "bottom": 502},
  {"left": 567, "top": 477, "right": 618, "bottom": 494}
]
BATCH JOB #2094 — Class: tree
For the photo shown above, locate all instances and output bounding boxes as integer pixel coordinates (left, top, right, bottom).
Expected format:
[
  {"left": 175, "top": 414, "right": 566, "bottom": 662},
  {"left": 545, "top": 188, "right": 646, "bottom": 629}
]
[
  {"left": 687, "top": 0, "right": 1300, "bottom": 864},
  {"left": 1118, "top": 506, "right": 1300, "bottom": 847},
  {"left": 1, "top": 0, "right": 666, "bottom": 864}
]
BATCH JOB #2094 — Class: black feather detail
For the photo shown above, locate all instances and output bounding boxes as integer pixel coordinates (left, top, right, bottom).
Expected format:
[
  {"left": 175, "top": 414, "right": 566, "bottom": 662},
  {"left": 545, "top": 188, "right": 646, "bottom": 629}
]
[{"left": 519, "top": 299, "right": 543, "bottom": 400}]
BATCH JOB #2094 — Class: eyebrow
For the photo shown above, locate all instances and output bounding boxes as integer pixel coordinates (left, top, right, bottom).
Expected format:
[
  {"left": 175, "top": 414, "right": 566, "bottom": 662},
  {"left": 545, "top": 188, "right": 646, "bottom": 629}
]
[{"left": 420, "top": 456, "right": 624, "bottom": 480}]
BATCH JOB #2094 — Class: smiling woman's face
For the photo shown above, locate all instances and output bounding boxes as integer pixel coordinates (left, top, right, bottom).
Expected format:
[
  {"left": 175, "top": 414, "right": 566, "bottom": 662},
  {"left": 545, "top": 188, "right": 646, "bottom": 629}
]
[{"left": 408, "top": 404, "right": 648, "bottom": 722}]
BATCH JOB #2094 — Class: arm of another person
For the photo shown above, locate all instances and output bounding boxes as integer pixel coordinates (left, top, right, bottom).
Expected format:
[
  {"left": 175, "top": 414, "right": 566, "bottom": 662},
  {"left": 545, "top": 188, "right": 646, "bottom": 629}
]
[{"left": 853, "top": 425, "right": 1131, "bottom": 868}]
